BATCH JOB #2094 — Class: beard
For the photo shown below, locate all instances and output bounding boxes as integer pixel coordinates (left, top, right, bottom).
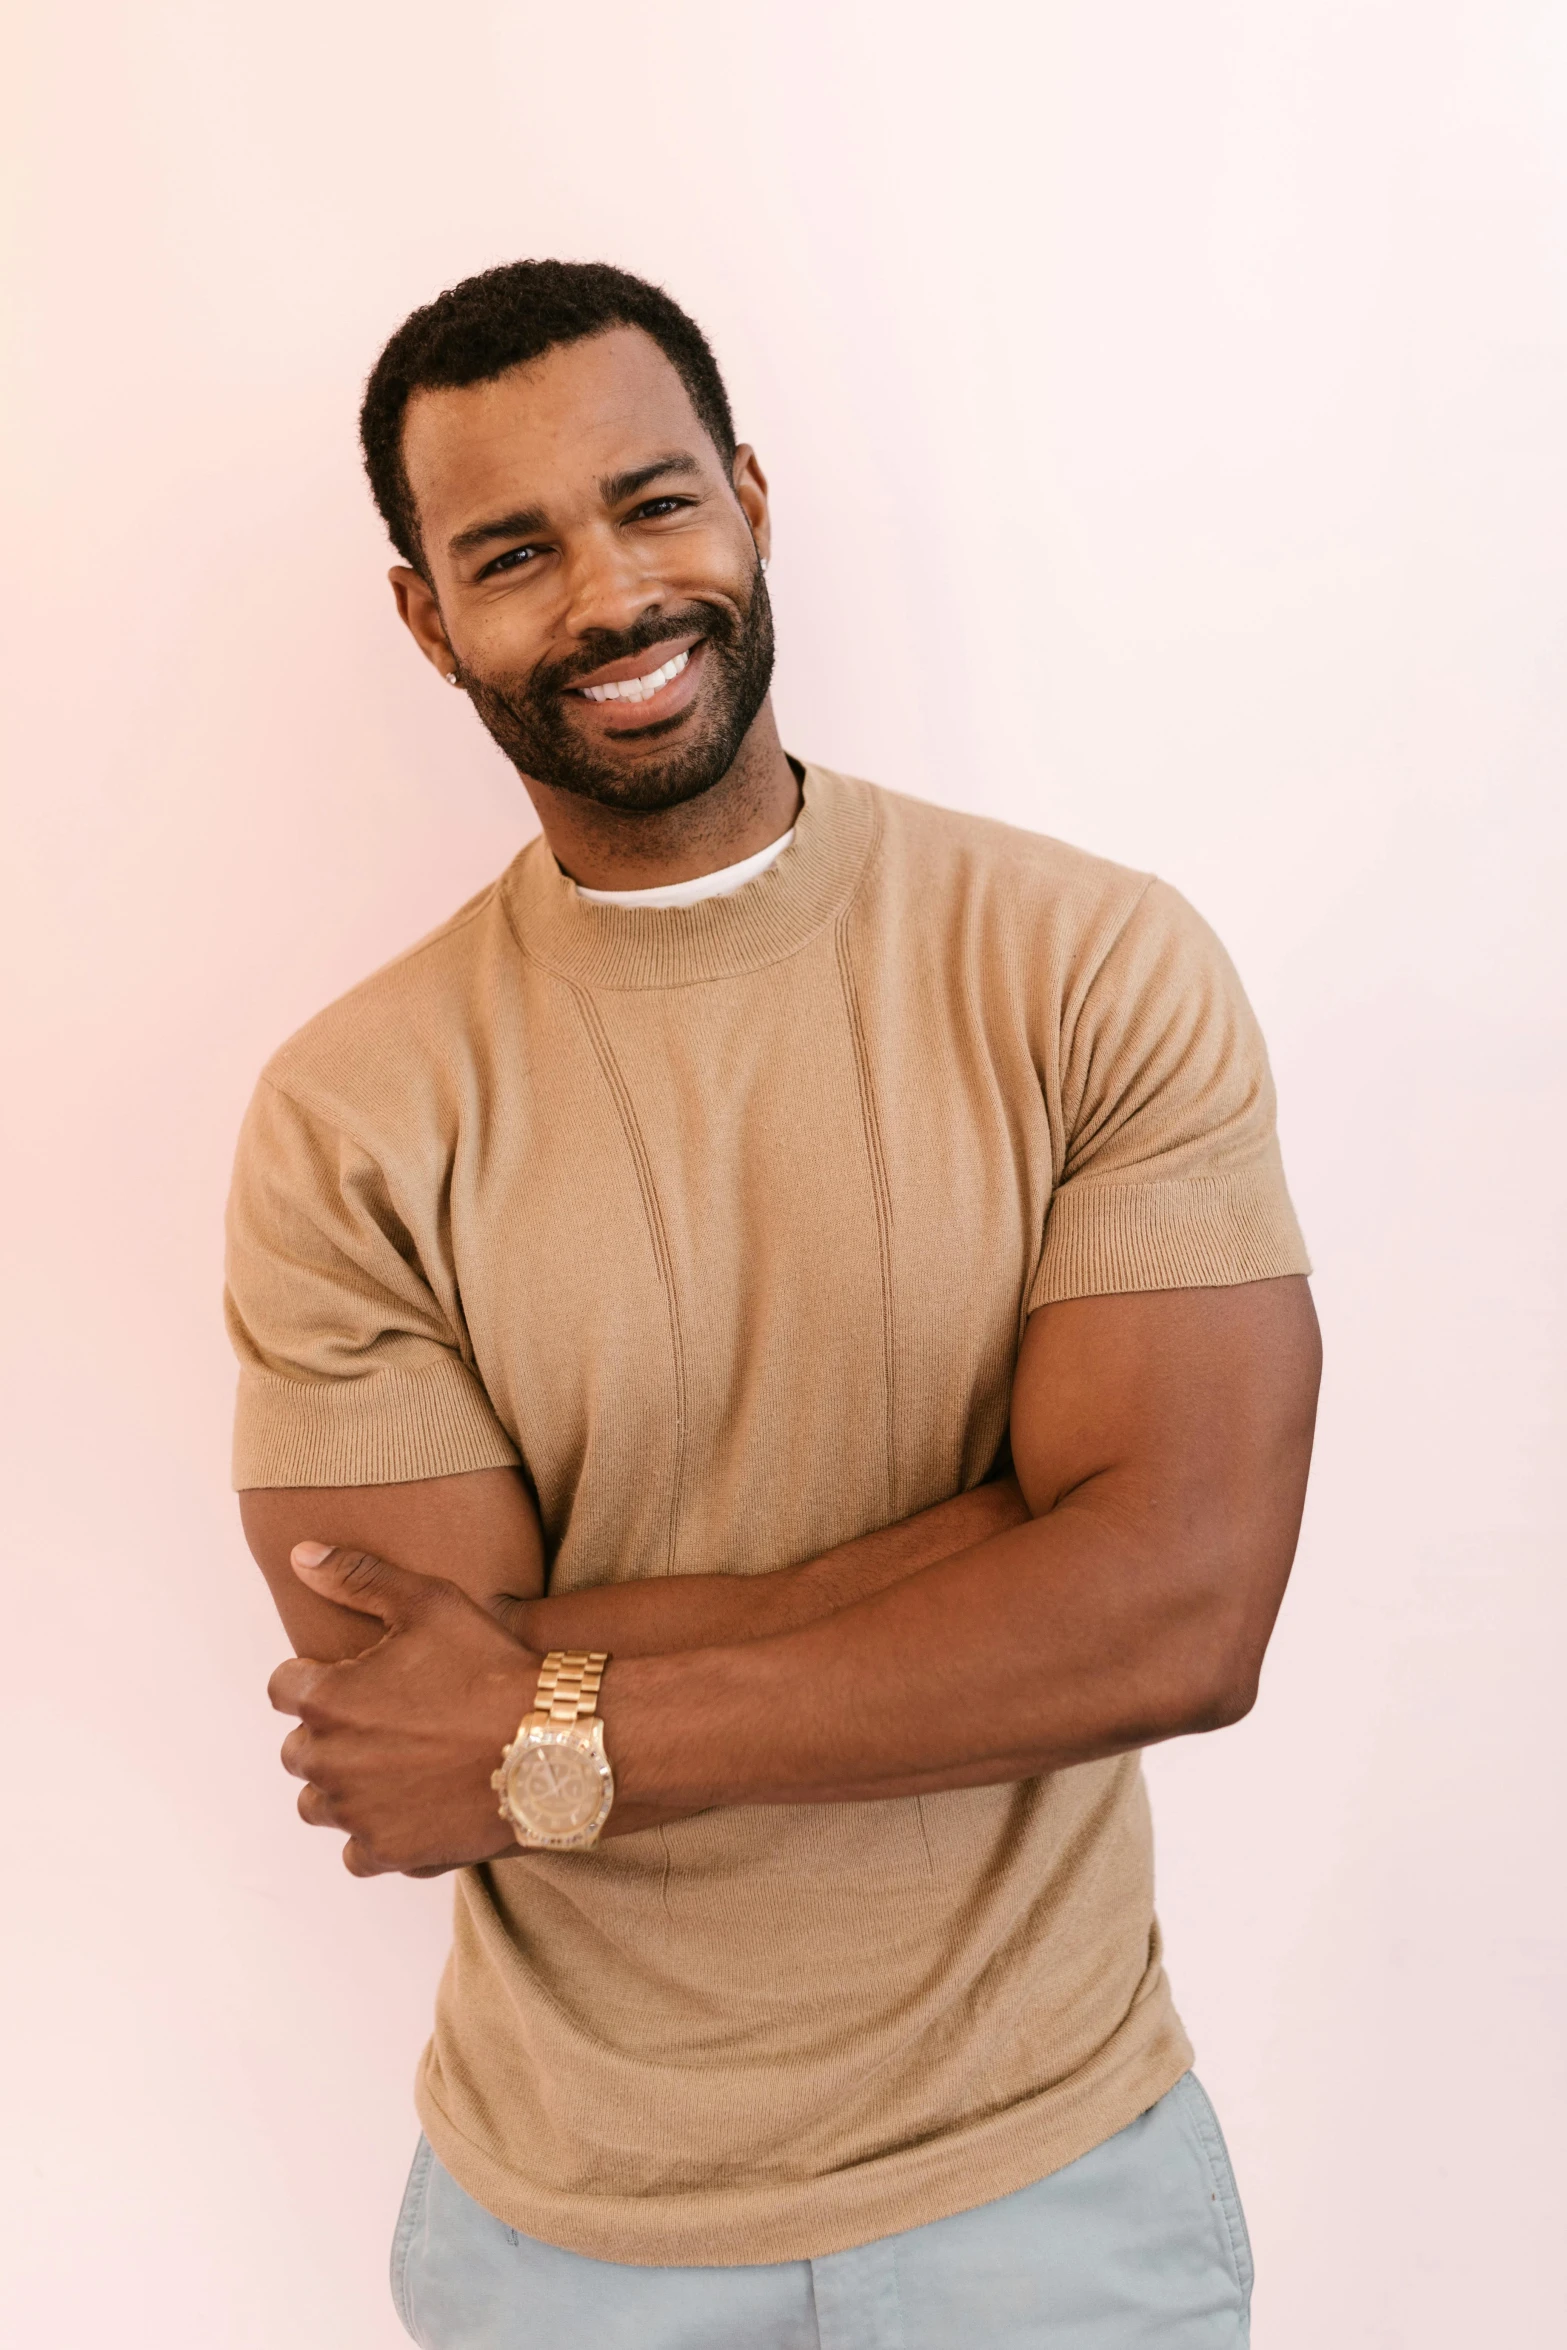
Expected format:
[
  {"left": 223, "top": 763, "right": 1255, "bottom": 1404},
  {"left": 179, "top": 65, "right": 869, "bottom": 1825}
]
[{"left": 456, "top": 563, "right": 775, "bottom": 815}]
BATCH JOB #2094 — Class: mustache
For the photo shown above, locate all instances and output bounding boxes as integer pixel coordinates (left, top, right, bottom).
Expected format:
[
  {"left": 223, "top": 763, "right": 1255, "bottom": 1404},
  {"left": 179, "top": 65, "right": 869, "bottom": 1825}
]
[{"left": 536, "top": 605, "right": 731, "bottom": 699}]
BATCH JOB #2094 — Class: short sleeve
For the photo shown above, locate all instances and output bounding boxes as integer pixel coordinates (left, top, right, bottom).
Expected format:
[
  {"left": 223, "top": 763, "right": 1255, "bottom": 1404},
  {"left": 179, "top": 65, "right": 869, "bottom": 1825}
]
[
  {"left": 1028, "top": 878, "right": 1310, "bottom": 1309},
  {"left": 224, "top": 1077, "right": 521, "bottom": 1490}
]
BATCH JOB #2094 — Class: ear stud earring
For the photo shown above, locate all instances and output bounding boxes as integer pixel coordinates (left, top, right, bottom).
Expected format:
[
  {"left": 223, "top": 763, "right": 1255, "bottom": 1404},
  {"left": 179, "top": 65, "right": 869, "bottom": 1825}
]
[
  {"left": 760, "top": 556, "right": 770, "bottom": 574},
  {"left": 445, "top": 671, "right": 458, "bottom": 685}
]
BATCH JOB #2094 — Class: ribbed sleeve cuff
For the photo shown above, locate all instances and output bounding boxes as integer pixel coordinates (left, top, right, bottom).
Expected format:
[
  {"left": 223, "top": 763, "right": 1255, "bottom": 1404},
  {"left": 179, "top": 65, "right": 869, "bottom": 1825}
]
[
  {"left": 1028, "top": 1161, "right": 1311, "bottom": 1309},
  {"left": 232, "top": 1356, "right": 521, "bottom": 1490}
]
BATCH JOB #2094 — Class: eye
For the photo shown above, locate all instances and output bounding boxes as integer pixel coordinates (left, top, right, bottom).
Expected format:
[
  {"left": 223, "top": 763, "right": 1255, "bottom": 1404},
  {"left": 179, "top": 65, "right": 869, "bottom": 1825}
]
[
  {"left": 631, "top": 496, "right": 696, "bottom": 521},
  {"left": 479, "top": 544, "right": 542, "bottom": 579}
]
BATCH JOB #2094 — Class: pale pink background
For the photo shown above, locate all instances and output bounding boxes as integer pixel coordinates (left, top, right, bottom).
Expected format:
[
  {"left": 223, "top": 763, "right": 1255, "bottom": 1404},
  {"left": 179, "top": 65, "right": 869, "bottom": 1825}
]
[{"left": 4, "top": 5, "right": 1564, "bottom": 2344}]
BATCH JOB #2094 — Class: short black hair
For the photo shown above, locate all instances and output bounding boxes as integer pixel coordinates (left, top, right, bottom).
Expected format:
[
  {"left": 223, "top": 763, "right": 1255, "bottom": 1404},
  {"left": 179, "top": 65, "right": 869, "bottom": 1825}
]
[{"left": 359, "top": 259, "right": 738, "bottom": 572}]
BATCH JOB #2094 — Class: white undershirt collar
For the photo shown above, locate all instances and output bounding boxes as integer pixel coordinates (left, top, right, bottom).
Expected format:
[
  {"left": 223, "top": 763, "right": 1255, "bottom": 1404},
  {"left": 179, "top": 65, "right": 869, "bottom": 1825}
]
[{"left": 574, "top": 827, "right": 796, "bottom": 910}]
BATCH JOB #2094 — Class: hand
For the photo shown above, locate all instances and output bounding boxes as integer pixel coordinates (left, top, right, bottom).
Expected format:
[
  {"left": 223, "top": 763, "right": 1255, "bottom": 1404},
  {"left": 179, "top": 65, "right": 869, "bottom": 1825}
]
[{"left": 267, "top": 1542, "right": 541, "bottom": 1877}]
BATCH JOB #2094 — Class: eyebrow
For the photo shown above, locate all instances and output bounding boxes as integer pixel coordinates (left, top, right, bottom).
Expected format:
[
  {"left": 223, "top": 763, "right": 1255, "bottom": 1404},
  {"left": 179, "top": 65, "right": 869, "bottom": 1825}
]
[
  {"left": 445, "top": 452, "right": 703, "bottom": 561},
  {"left": 597, "top": 451, "right": 703, "bottom": 505},
  {"left": 448, "top": 505, "right": 547, "bottom": 558}
]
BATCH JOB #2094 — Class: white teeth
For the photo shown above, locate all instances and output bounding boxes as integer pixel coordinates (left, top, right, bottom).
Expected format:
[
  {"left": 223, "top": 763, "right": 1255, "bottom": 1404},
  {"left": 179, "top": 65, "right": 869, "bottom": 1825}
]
[{"left": 581, "top": 648, "right": 690, "bottom": 704}]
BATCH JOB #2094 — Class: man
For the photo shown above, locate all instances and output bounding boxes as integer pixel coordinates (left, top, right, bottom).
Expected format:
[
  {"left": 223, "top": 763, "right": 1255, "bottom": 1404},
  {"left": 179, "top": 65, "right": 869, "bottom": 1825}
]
[{"left": 228, "top": 259, "right": 1318, "bottom": 2348}]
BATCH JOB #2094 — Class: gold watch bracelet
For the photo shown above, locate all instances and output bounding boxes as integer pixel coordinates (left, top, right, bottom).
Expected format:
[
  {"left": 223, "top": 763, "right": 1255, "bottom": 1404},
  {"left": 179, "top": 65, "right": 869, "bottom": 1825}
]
[{"left": 532, "top": 1649, "right": 609, "bottom": 1722}]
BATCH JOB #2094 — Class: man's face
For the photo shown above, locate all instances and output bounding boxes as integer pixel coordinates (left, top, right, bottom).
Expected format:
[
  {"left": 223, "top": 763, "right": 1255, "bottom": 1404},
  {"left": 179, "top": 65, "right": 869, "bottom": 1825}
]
[{"left": 395, "top": 328, "right": 774, "bottom": 813}]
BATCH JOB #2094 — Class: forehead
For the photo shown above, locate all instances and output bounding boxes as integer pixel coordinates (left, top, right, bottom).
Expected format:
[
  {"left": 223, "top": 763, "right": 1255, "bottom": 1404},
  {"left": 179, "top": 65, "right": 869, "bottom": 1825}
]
[{"left": 401, "top": 327, "right": 714, "bottom": 546}]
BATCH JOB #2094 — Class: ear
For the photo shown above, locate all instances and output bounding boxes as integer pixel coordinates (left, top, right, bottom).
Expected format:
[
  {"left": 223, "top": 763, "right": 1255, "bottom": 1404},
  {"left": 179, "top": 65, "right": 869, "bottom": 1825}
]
[
  {"left": 390, "top": 565, "right": 459, "bottom": 681},
  {"left": 731, "top": 444, "right": 771, "bottom": 569}
]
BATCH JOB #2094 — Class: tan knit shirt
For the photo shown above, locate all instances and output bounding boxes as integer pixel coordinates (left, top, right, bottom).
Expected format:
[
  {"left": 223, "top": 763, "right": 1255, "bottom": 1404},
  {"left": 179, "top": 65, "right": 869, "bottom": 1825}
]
[{"left": 226, "top": 766, "right": 1308, "bottom": 2265}]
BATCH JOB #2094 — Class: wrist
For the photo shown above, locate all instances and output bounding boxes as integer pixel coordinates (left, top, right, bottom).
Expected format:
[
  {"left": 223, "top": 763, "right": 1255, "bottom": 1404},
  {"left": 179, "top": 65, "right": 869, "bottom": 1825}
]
[
  {"left": 595, "top": 1646, "right": 739, "bottom": 1813},
  {"left": 485, "top": 1647, "right": 545, "bottom": 1735}
]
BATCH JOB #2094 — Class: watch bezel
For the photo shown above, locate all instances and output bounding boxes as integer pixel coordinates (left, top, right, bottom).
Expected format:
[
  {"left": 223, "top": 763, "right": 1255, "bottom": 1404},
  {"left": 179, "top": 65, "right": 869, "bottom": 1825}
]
[{"left": 495, "top": 1715, "right": 615, "bottom": 1851}]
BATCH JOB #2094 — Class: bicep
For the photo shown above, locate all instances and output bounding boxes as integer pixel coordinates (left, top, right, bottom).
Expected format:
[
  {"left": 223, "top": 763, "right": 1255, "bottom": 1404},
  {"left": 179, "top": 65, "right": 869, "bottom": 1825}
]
[
  {"left": 240, "top": 1465, "right": 546, "bottom": 1661},
  {"left": 1010, "top": 1278, "right": 1321, "bottom": 1595}
]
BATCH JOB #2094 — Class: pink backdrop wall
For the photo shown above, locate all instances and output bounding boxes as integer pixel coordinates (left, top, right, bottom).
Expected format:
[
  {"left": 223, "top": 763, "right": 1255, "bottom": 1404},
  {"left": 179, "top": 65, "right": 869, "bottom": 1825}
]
[{"left": 5, "top": 5, "right": 1564, "bottom": 2343}]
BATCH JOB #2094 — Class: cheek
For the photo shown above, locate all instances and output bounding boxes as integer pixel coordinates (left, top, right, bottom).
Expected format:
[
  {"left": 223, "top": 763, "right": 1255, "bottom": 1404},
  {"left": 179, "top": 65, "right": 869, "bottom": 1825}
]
[
  {"left": 664, "top": 523, "right": 756, "bottom": 595},
  {"left": 458, "top": 600, "right": 551, "bottom": 681}
]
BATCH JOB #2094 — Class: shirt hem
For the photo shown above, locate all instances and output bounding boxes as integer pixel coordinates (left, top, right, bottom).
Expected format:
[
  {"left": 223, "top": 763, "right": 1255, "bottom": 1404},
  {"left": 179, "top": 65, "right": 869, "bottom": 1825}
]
[
  {"left": 1029, "top": 1161, "right": 1310, "bottom": 1311},
  {"left": 231, "top": 1356, "right": 520, "bottom": 1490},
  {"left": 411, "top": 2018, "right": 1195, "bottom": 2269}
]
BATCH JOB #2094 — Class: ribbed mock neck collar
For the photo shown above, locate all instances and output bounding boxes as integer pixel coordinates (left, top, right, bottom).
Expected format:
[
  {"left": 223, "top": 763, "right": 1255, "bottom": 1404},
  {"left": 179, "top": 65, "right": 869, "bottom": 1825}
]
[{"left": 502, "top": 765, "right": 875, "bottom": 990}]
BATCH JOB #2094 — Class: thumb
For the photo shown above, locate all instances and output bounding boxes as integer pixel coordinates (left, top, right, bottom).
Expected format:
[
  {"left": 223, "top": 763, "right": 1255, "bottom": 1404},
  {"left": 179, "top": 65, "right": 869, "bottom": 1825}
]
[{"left": 290, "top": 1541, "right": 441, "bottom": 1628}]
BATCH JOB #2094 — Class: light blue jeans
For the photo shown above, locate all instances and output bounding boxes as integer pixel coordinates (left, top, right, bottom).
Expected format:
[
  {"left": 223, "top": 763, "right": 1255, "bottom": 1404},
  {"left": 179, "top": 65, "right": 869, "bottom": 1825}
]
[{"left": 390, "top": 2073, "right": 1252, "bottom": 2348}]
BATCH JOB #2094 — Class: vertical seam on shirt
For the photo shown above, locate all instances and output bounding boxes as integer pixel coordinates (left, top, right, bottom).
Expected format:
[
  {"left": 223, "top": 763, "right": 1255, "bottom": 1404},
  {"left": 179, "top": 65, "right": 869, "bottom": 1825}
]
[
  {"left": 568, "top": 986, "right": 689, "bottom": 1578},
  {"left": 833, "top": 912, "right": 897, "bottom": 1517},
  {"left": 914, "top": 1797, "right": 936, "bottom": 1878}
]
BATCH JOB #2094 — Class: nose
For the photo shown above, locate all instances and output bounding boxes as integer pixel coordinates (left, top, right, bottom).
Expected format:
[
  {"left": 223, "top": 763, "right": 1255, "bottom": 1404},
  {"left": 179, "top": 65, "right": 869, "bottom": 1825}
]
[{"left": 558, "top": 523, "right": 665, "bottom": 643}]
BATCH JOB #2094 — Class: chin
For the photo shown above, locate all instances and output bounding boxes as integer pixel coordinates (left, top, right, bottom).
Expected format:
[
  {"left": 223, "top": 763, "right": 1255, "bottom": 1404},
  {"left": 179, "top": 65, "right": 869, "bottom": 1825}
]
[
  {"left": 551, "top": 763, "right": 732, "bottom": 817},
  {"left": 541, "top": 721, "right": 745, "bottom": 815}
]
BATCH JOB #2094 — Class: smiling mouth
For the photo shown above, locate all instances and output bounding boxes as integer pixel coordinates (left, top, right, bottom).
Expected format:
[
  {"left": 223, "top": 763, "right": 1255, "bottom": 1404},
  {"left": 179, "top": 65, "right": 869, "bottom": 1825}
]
[{"left": 575, "top": 647, "right": 692, "bottom": 706}]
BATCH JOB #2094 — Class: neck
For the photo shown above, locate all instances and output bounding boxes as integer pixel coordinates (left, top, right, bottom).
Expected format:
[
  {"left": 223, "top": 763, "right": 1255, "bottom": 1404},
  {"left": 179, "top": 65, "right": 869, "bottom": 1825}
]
[{"left": 519, "top": 702, "right": 800, "bottom": 892}]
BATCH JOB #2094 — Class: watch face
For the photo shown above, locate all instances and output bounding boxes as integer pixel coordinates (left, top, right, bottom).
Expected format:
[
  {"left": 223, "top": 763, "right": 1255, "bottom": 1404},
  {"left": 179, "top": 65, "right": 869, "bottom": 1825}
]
[{"left": 509, "top": 1734, "right": 608, "bottom": 1838}]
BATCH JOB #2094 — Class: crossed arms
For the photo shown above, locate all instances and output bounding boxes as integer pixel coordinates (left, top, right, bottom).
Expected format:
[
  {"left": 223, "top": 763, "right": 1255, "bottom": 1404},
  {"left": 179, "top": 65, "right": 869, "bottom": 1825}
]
[{"left": 245, "top": 1278, "right": 1320, "bottom": 1876}]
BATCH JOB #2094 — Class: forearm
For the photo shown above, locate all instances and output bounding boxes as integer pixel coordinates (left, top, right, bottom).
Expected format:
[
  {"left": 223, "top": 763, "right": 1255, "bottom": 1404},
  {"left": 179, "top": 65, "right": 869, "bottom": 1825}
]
[
  {"left": 600, "top": 1486, "right": 1280, "bottom": 1813},
  {"left": 514, "top": 1472, "right": 1029, "bottom": 1659},
  {"left": 267, "top": 1284, "right": 1316, "bottom": 1880}
]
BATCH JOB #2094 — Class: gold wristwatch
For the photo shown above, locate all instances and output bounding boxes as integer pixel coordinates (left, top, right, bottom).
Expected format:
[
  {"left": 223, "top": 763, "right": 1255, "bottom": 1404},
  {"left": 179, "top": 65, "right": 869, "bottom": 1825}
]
[{"left": 491, "top": 1651, "right": 615, "bottom": 1851}]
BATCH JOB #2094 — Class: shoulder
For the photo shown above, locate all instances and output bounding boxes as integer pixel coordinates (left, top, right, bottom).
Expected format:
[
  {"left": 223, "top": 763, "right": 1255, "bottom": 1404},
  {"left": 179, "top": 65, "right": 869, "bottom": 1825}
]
[
  {"left": 870, "top": 778, "right": 1138, "bottom": 882},
  {"left": 253, "top": 858, "right": 528, "bottom": 1144},
  {"left": 841, "top": 774, "right": 1158, "bottom": 972}
]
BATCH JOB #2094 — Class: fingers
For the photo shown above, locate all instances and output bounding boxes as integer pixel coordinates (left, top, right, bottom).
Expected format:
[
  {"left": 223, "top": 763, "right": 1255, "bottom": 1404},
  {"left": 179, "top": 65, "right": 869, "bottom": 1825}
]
[
  {"left": 277, "top": 1696, "right": 453, "bottom": 1874},
  {"left": 284, "top": 1725, "right": 341, "bottom": 1825},
  {"left": 289, "top": 1541, "right": 451, "bottom": 1630},
  {"left": 296, "top": 1780, "right": 339, "bottom": 1829},
  {"left": 291, "top": 1764, "right": 399, "bottom": 1867},
  {"left": 343, "top": 1837, "right": 399, "bottom": 1878},
  {"left": 280, "top": 1731, "right": 461, "bottom": 1870},
  {"left": 295, "top": 1796, "right": 402, "bottom": 1875},
  {"left": 268, "top": 1655, "right": 332, "bottom": 1718},
  {"left": 268, "top": 1541, "right": 454, "bottom": 1710},
  {"left": 290, "top": 1758, "right": 387, "bottom": 1857}
]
